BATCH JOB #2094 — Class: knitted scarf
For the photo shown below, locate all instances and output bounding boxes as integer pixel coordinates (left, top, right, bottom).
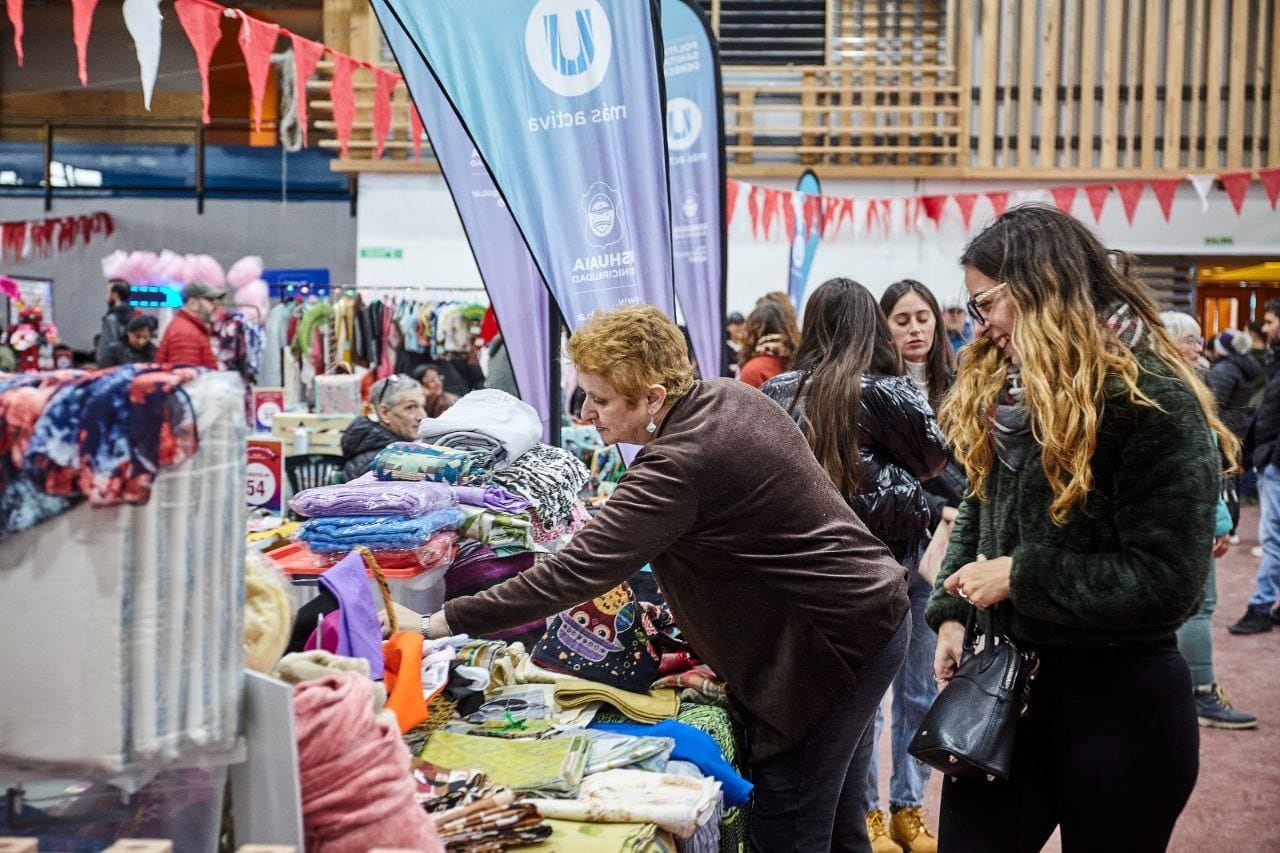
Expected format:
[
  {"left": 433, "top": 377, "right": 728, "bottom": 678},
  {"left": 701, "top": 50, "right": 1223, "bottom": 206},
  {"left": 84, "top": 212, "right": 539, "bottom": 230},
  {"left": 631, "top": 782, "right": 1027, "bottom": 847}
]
[{"left": 993, "top": 302, "right": 1145, "bottom": 472}]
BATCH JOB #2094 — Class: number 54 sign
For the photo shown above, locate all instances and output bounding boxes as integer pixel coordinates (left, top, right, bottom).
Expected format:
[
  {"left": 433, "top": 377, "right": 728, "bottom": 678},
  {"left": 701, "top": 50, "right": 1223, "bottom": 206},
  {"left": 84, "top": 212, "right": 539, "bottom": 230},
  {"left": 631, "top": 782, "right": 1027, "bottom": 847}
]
[{"left": 246, "top": 437, "right": 285, "bottom": 515}]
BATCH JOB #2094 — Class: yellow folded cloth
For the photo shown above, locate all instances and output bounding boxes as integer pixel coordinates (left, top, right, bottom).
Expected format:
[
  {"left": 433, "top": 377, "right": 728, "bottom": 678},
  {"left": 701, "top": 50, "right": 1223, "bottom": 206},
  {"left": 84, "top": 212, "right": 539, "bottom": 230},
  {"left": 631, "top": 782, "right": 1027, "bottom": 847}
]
[
  {"left": 553, "top": 678, "right": 679, "bottom": 725},
  {"left": 524, "top": 818, "right": 677, "bottom": 852}
]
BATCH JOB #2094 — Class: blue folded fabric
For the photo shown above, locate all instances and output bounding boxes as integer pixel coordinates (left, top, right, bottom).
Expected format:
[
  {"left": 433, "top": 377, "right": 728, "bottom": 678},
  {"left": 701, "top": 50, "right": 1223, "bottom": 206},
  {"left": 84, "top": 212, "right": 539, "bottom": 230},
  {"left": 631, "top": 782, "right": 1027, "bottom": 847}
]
[
  {"left": 299, "top": 506, "right": 465, "bottom": 553},
  {"left": 591, "top": 719, "right": 754, "bottom": 807}
]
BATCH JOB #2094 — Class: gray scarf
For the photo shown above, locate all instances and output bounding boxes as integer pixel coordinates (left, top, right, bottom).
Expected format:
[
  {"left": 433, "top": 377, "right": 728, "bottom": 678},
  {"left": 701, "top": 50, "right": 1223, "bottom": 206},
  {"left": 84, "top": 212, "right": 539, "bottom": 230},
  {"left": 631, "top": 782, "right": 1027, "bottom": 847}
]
[{"left": 992, "top": 302, "right": 1145, "bottom": 472}]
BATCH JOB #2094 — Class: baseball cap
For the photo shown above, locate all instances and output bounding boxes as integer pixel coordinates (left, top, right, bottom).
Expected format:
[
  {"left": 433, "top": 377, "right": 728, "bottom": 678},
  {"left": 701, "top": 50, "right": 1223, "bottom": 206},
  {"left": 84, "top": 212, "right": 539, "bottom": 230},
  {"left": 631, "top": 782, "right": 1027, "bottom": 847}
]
[
  {"left": 943, "top": 294, "right": 967, "bottom": 311},
  {"left": 181, "top": 281, "right": 227, "bottom": 302}
]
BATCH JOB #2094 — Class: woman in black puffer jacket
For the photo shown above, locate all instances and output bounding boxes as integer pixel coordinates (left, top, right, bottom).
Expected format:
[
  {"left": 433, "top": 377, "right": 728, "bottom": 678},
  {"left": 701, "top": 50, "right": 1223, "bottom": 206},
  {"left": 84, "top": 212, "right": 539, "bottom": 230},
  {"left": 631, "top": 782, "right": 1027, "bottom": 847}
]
[
  {"left": 762, "top": 278, "right": 950, "bottom": 565},
  {"left": 1208, "top": 329, "right": 1262, "bottom": 441}
]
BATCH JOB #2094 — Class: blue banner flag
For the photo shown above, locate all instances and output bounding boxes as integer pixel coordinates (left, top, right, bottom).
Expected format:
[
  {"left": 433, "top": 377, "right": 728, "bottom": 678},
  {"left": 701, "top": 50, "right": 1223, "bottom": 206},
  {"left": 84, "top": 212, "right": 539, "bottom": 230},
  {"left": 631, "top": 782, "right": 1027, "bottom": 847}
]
[
  {"left": 374, "top": 0, "right": 675, "bottom": 330},
  {"left": 661, "top": 0, "right": 726, "bottom": 378},
  {"left": 373, "top": 0, "right": 552, "bottom": 437},
  {"left": 788, "top": 169, "right": 823, "bottom": 308}
]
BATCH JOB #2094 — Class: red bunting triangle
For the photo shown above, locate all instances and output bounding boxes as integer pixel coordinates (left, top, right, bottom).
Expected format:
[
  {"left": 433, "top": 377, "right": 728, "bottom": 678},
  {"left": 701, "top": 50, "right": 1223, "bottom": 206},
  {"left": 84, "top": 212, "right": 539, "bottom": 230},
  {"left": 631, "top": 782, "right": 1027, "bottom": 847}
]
[
  {"left": 330, "top": 52, "right": 360, "bottom": 159},
  {"left": 289, "top": 33, "right": 325, "bottom": 147},
  {"left": 1219, "top": 171, "right": 1253, "bottom": 216},
  {"left": 1259, "top": 169, "right": 1280, "bottom": 210},
  {"left": 1084, "top": 184, "right": 1111, "bottom": 223},
  {"left": 372, "top": 69, "right": 399, "bottom": 159},
  {"left": 1, "top": 221, "right": 26, "bottom": 262},
  {"left": 236, "top": 13, "right": 280, "bottom": 132},
  {"left": 921, "top": 195, "right": 946, "bottom": 226},
  {"left": 408, "top": 102, "right": 424, "bottom": 163},
  {"left": 174, "top": 0, "right": 224, "bottom": 125},
  {"left": 954, "top": 193, "right": 978, "bottom": 230},
  {"left": 71, "top": 0, "right": 98, "bottom": 85},
  {"left": 725, "top": 180, "right": 740, "bottom": 228},
  {"left": 1050, "top": 186, "right": 1078, "bottom": 215},
  {"left": 6, "top": 0, "right": 22, "bottom": 66},
  {"left": 877, "top": 199, "right": 893, "bottom": 236},
  {"left": 837, "top": 198, "right": 854, "bottom": 236},
  {"left": 823, "top": 197, "right": 841, "bottom": 234},
  {"left": 760, "top": 188, "right": 780, "bottom": 239},
  {"left": 1148, "top": 179, "right": 1180, "bottom": 222},
  {"left": 903, "top": 197, "right": 919, "bottom": 234},
  {"left": 803, "top": 194, "right": 821, "bottom": 236},
  {"left": 1115, "top": 182, "right": 1145, "bottom": 225},
  {"left": 986, "top": 191, "right": 1009, "bottom": 218},
  {"left": 780, "top": 191, "right": 796, "bottom": 240},
  {"left": 747, "top": 185, "right": 761, "bottom": 238}
]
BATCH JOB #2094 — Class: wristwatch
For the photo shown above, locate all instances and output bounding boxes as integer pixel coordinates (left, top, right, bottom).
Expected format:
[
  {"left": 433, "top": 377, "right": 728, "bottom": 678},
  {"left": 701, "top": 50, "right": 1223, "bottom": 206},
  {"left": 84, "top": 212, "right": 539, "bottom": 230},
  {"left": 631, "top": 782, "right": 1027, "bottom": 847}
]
[{"left": 419, "top": 612, "right": 433, "bottom": 639}]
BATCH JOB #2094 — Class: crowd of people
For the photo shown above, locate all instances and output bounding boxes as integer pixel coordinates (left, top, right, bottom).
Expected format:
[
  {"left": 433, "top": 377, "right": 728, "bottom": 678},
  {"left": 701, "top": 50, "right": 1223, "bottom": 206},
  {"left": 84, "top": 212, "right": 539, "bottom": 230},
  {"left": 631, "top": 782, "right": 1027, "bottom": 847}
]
[{"left": 72, "top": 203, "right": 1270, "bottom": 852}]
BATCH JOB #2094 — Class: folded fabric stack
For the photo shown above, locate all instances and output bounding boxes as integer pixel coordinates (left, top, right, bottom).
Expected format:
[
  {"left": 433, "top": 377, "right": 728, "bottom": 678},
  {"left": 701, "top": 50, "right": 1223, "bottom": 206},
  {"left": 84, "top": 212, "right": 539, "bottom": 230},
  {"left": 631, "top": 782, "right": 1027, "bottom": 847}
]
[
  {"left": 372, "top": 442, "right": 496, "bottom": 486},
  {"left": 490, "top": 443, "right": 591, "bottom": 532},
  {"left": 298, "top": 506, "right": 466, "bottom": 553},
  {"left": 456, "top": 503, "right": 535, "bottom": 552},
  {"left": 452, "top": 484, "right": 531, "bottom": 514},
  {"left": 414, "top": 761, "right": 554, "bottom": 851},
  {"left": 418, "top": 389, "right": 543, "bottom": 471},
  {"left": 0, "top": 365, "right": 205, "bottom": 543},
  {"left": 525, "top": 769, "right": 721, "bottom": 840},
  {"left": 290, "top": 478, "right": 456, "bottom": 518},
  {"left": 554, "top": 679, "right": 680, "bottom": 725},
  {"left": 420, "top": 730, "right": 590, "bottom": 798}
]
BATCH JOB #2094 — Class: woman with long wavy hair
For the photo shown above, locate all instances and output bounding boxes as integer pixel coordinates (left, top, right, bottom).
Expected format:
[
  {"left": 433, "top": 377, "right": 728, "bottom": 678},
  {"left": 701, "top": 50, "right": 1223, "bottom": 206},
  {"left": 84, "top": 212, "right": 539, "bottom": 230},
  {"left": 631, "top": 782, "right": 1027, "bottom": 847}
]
[
  {"left": 762, "top": 279, "right": 949, "bottom": 851},
  {"left": 926, "top": 205, "right": 1238, "bottom": 852}
]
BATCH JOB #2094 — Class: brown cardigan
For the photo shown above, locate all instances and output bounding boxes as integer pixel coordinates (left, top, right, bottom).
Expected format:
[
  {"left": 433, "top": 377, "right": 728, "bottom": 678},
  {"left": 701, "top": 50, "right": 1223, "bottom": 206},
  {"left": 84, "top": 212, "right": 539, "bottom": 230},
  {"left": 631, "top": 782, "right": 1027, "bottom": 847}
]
[{"left": 445, "top": 378, "right": 908, "bottom": 760}]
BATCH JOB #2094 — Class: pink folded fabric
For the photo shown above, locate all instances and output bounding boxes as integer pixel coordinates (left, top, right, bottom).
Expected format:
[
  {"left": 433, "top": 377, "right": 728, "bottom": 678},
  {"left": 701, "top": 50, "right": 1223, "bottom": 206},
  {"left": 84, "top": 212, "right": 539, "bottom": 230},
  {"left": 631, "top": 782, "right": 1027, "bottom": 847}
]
[{"left": 294, "top": 672, "right": 444, "bottom": 853}]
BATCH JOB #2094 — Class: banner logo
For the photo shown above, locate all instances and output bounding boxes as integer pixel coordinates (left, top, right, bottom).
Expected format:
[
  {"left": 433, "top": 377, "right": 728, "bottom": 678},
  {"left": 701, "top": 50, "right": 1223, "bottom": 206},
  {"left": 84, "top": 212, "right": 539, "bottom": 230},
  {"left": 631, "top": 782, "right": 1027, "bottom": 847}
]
[
  {"left": 582, "top": 181, "right": 625, "bottom": 247},
  {"left": 526, "top": 0, "right": 613, "bottom": 97},
  {"left": 666, "top": 97, "right": 702, "bottom": 150},
  {"left": 681, "top": 191, "right": 699, "bottom": 220}
]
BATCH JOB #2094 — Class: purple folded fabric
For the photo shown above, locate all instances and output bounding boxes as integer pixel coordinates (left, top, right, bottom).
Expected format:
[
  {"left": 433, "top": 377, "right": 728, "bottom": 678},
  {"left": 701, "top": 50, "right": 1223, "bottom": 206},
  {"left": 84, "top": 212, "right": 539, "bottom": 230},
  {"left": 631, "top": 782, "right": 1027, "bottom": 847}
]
[
  {"left": 445, "top": 547, "right": 545, "bottom": 645},
  {"left": 452, "top": 485, "right": 531, "bottom": 515},
  {"left": 290, "top": 480, "right": 456, "bottom": 518}
]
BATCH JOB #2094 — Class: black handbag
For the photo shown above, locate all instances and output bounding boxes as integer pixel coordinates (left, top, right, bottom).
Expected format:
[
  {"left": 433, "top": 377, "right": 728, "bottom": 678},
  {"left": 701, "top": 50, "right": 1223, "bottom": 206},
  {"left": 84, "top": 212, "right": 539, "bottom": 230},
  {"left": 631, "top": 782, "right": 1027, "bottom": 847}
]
[{"left": 907, "top": 605, "right": 1039, "bottom": 782}]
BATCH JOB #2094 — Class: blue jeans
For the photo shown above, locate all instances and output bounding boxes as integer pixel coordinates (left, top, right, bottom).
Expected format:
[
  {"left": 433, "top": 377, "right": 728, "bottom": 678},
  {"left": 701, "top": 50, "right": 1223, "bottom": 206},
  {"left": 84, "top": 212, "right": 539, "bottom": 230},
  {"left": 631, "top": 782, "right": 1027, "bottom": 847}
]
[
  {"left": 1251, "top": 466, "right": 1280, "bottom": 607},
  {"left": 866, "top": 571, "right": 936, "bottom": 810}
]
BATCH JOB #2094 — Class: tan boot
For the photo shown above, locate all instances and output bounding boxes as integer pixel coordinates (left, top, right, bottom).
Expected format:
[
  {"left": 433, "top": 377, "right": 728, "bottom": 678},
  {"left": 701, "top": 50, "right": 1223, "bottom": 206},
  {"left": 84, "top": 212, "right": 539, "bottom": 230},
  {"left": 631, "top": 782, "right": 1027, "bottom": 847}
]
[
  {"left": 866, "top": 809, "right": 902, "bottom": 853},
  {"left": 890, "top": 806, "right": 938, "bottom": 853}
]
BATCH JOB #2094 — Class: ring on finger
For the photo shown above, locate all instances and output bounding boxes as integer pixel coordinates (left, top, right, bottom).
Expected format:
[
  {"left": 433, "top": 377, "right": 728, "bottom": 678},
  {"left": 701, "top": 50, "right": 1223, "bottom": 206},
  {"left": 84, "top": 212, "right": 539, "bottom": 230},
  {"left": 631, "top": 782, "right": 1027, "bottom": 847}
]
[{"left": 958, "top": 587, "right": 969, "bottom": 600}]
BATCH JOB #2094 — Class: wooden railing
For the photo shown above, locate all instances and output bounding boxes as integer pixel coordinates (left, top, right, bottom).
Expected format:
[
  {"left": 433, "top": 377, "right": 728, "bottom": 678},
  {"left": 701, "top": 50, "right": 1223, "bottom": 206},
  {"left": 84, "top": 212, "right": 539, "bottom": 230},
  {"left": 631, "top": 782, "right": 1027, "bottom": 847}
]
[{"left": 313, "top": 0, "right": 1276, "bottom": 178}]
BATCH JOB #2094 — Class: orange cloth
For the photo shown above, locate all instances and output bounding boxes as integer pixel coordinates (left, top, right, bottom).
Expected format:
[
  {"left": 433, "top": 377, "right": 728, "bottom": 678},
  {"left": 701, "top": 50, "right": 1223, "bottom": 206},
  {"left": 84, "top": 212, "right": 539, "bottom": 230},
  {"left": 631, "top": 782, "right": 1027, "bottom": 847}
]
[{"left": 383, "top": 630, "right": 427, "bottom": 733}]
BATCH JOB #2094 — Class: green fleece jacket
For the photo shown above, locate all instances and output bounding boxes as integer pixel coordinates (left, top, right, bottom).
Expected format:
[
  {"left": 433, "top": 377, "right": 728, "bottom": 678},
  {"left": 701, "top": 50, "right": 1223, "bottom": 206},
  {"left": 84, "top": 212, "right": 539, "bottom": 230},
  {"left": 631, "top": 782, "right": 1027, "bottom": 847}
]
[{"left": 926, "top": 349, "right": 1218, "bottom": 648}]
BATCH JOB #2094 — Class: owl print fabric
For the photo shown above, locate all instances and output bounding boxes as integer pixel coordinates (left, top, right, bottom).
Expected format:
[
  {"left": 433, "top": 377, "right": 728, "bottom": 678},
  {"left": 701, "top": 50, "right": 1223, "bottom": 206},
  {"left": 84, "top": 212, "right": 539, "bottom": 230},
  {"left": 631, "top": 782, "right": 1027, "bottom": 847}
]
[{"left": 532, "top": 582, "right": 662, "bottom": 694}]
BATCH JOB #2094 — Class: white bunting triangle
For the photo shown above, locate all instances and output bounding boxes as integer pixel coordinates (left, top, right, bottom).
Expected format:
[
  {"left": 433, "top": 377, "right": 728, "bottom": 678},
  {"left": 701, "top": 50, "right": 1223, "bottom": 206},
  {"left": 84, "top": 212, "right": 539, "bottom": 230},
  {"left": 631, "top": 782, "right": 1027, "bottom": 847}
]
[
  {"left": 1187, "top": 173, "right": 1216, "bottom": 213},
  {"left": 122, "top": 0, "right": 163, "bottom": 110}
]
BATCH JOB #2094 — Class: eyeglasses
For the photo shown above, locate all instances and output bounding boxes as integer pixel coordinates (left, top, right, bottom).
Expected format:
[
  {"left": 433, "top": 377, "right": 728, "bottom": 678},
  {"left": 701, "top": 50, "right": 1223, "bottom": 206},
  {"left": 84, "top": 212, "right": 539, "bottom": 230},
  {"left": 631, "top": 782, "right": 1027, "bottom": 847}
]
[
  {"left": 966, "top": 282, "right": 1009, "bottom": 326},
  {"left": 376, "top": 374, "right": 411, "bottom": 409}
]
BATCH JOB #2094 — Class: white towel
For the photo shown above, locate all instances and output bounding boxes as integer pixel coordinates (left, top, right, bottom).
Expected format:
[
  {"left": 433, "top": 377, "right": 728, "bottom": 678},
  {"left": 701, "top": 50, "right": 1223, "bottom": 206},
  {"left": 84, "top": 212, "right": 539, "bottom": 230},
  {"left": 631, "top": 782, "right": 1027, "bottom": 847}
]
[{"left": 416, "top": 389, "right": 541, "bottom": 468}]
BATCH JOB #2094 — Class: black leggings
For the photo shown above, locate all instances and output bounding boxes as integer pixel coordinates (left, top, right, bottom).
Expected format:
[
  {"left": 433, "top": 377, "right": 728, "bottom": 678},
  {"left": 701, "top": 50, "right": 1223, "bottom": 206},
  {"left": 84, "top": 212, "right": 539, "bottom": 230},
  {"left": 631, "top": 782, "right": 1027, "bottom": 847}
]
[{"left": 938, "top": 638, "right": 1198, "bottom": 853}]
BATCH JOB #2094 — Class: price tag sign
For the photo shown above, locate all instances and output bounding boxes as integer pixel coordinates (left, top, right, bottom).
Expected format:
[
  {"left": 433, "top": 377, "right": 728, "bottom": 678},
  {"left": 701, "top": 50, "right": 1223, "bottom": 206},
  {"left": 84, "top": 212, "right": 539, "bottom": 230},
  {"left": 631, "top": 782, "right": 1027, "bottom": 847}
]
[
  {"left": 246, "top": 437, "right": 284, "bottom": 514},
  {"left": 252, "top": 387, "right": 285, "bottom": 432}
]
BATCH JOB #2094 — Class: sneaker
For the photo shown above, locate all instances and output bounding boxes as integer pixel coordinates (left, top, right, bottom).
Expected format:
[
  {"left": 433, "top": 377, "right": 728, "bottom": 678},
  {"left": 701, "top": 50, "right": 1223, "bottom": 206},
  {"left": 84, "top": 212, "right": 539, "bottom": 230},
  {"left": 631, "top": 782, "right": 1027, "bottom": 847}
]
[
  {"left": 890, "top": 806, "right": 939, "bottom": 853},
  {"left": 1229, "top": 604, "right": 1275, "bottom": 634},
  {"left": 1272, "top": 606, "right": 1280, "bottom": 625},
  {"left": 866, "top": 809, "right": 901, "bottom": 853},
  {"left": 1195, "top": 684, "right": 1258, "bottom": 729},
  {"left": 1229, "top": 534, "right": 1241, "bottom": 545},
  {"left": 1252, "top": 546, "right": 1264, "bottom": 558}
]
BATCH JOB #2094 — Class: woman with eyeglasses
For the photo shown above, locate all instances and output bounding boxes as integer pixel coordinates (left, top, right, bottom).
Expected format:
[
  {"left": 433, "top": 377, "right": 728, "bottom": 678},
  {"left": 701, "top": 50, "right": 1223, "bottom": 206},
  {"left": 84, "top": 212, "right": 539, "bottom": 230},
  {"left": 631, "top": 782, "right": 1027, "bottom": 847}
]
[
  {"left": 927, "top": 205, "right": 1238, "bottom": 852},
  {"left": 339, "top": 374, "right": 427, "bottom": 482}
]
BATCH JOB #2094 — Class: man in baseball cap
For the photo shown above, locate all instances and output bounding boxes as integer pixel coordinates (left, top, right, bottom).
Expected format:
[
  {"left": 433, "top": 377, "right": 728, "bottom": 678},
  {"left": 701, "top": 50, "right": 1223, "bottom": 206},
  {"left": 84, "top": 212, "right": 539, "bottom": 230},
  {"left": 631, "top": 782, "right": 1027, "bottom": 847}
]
[
  {"left": 942, "top": 293, "right": 972, "bottom": 354},
  {"left": 156, "top": 281, "right": 226, "bottom": 368}
]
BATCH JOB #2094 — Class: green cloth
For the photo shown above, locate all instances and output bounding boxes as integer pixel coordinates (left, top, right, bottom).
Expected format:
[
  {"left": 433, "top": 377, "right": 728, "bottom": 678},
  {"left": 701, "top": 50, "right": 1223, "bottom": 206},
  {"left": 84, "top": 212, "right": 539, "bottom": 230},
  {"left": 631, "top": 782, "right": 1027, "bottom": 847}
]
[
  {"left": 291, "top": 303, "right": 333, "bottom": 357},
  {"left": 926, "top": 348, "right": 1220, "bottom": 648},
  {"left": 527, "top": 818, "right": 676, "bottom": 852},
  {"left": 420, "top": 730, "right": 589, "bottom": 798},
  {"left": 457, "top": 503, "right": 535, "bottom": 550}
]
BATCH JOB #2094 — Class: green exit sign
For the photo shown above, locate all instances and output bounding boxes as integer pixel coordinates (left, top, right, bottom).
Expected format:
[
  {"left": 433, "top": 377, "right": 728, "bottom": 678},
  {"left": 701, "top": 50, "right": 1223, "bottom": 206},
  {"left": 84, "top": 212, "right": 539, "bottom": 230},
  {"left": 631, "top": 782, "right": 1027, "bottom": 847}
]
[
  {"left": 360, "top": 247, "right": 403, "bottom": 259},
  {"left": 1204, "top": 236, "right": 1234, "bottom": 246}
]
